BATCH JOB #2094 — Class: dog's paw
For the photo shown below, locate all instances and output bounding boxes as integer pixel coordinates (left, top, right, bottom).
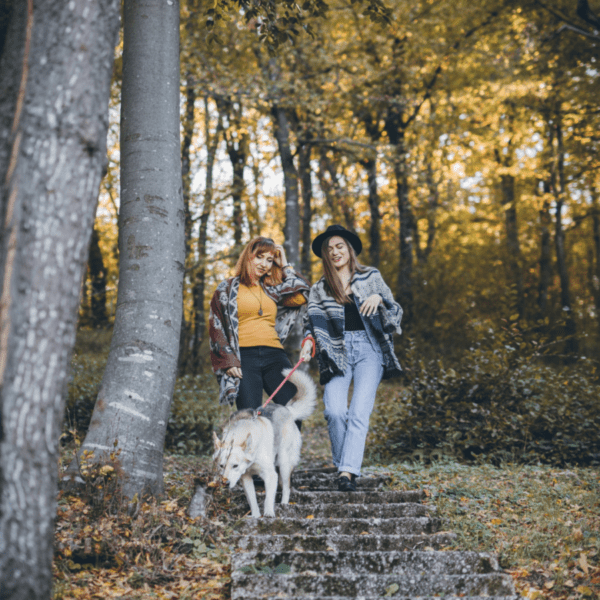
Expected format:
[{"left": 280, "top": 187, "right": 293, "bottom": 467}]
[{"left": 263, "top": 510, "right": 276, "bottom": 518}]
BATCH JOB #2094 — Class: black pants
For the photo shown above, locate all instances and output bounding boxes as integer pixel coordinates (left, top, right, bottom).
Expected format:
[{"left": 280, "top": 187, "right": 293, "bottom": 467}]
[{"left": 237, "top": 346, "right": 301, "bottom": 430}]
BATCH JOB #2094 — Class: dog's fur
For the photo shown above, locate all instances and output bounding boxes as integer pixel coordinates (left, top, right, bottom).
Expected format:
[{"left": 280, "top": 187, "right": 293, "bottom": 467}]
[{"left": 212, "top": 369, "right": 316, "bottom": 517}]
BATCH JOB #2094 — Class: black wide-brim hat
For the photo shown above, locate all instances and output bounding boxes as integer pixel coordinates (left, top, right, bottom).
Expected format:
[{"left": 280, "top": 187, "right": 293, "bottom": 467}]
[{"left": 311, "top": 224, "right": 363, "bottom": 258}]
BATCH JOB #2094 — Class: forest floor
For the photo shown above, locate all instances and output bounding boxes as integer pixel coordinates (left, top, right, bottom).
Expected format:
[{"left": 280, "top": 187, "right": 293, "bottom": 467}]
[{"left": 53, "top": 395, "right": 600, "bottom": 600}]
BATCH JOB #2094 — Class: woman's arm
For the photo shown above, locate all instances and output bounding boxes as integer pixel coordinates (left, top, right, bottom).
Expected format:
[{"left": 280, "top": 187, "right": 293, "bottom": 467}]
[
  {"left": 372, "top": 270, "right": 403, "bottom": 333},
  {"left": 208, "top": 284, "right": 241, "bottom": 374}
]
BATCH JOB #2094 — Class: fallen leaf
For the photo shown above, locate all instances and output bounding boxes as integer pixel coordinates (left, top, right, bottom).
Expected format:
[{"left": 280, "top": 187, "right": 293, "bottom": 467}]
[
  {"left": 578, "top": 553, "right": 589, "bottom": 574},
  {"left": 306, "top": 515, "right": 314, "bottom": 519}
]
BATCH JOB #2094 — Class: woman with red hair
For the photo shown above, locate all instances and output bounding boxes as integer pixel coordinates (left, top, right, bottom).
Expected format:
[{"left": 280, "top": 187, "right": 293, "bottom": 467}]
[{"left": 209, "top": 237, "right": 310, "bottom": 410}]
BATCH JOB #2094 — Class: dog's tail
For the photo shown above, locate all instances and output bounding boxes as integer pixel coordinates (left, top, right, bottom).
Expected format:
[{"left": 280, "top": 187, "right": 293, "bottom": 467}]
[{"left": 282, "top": 368, "right": 317, "bottom": 421}]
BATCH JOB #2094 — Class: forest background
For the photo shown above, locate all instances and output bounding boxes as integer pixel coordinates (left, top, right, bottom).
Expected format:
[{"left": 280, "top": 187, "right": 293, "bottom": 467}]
[
  {"left": 1, "top": 0, "right": 600, "bottom": 599},
  {"left": 75, "top": 0, "right": 600, "bottom": 464}
]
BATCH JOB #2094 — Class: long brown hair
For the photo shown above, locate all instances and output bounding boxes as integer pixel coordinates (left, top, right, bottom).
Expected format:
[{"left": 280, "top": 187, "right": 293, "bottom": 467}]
[
  {"left": 321, "top": 236, "right": 366, "bottom": 304},
  {"left": 234, "top": 237, "right": 283, "bottom": 287}
]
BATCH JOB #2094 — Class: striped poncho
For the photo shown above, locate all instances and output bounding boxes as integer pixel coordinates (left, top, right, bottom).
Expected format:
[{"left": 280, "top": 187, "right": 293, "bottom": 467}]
[
  {"left": 304, "top": 267, "right": 403, "bottom": 384},
  {"left": 209, "top": 269, "right": 310, "bottom": 405}
]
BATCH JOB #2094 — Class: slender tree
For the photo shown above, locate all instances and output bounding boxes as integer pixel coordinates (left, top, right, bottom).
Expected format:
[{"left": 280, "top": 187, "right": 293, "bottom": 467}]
[
  {"left": 0, "top": 1, "right": 119, "bottom": 597},
  {"left": 71, "top": 0, "right": 184, "bottom": 498}
]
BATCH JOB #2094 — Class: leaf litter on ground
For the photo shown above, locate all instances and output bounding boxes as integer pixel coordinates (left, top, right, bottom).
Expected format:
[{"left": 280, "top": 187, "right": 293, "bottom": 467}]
[{"left": 54, "top": 408, "right": 599, "bottom": 600}]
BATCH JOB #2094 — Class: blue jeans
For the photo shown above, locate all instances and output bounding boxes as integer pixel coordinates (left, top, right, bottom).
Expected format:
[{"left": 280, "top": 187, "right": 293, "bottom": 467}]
[{"left": 323, "top": 331, "right": 383, "bottom": 477}]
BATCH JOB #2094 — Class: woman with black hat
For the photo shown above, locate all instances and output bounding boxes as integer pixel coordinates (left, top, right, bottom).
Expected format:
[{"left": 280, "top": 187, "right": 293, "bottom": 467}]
[{"left": 299, "top": 225, "right": 403, "bottom": 491}]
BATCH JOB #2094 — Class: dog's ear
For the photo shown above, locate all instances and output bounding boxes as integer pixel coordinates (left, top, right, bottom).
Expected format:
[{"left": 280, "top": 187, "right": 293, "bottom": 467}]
[
  {"left": 212, "top": 430, "right": 221, "bottom": 450},
  {"left": 241, "top": 432, "right": 253, "bottom": 451}
]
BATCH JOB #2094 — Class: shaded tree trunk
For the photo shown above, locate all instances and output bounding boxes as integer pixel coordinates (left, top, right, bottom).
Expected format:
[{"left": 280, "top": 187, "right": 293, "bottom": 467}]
[
  {"left": 384, "top": 108, "right": 414, "bottom": 324},
  {"left": 272, "top": 104, "right": 300, "bottom": 268},
  {"left": 178, "top": 74, "right": 196, "bottom": 373},
  {"left": 591, "top": 188, "right": 600, "bottom": 336},
  {"left": 317, "top": 152, "right": 355, "bottom": 232},
  {"left": 192, "top": 97, "right": 223, "bottom": 368},
  {"left": 0, "top": 0, "right": 119, "bottom": 597},
  {"left": 537, "top": 184, "right": 552, "bottom": 315},
  {"left": 551, "top": 108, "right": 577, "bottom": 354},
  {"left": 361, "top": 158, "right": 381, "bottom": 268},
  {"left": 299, "top": 142, "right": 313, "bottom": 281},
  {"left": 221, "top": 98, "right": 249, "bottom": 252},
  {"left": 500, "top": 173, "right": 524, "bottom": 317},
  {"left": 89, "top": 225, "right": 108, "bottom": 327},
  {"left": 72, "top": 0, "right": 184, "bottom": 498}
]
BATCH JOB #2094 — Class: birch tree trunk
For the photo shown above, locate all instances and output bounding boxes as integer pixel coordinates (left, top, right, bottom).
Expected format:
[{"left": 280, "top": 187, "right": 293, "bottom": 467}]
[
  {"left": 0, "top": 1, "right": 119, "bottom": 597},
  {"left": 72, "top": 0, "right": 184, "bottom": 498}
]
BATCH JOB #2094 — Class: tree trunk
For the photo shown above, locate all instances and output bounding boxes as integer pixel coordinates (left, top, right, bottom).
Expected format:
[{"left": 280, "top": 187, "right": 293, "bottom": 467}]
[
  {"left": 178, "top": 74, "right": 196, "bottom": 373},
  {"left": 272, "top": 104, "right": 300, "bottom": 268},
  {"left": 363, "top": 157, "right": 381, "bottom": 268},
  {"left": 552, "top": 109, "right": 577, "bottom": 354},
  {"left": 0, "top": 1, "right": 119, "bottom": 597},
  {"left": 591, "top": 187, "right": 600, "bottom": 336},
  {"left": 192, "top": 97, "right": 223, "bottom": 368},
  {"left": 500, "top": 173, "right": 524, "bottom": 317},
  {"left": 72, "top": 0, "right": 184, "bottom": 498},
  {"left": 89, "top": 224, "right": 109, "bottom": 327},
  {"left": 299, "top": 142, "right": 313, "bottom": 282},
  {"left": 537, "top": 188, "right": 552, "bottom": 315}
]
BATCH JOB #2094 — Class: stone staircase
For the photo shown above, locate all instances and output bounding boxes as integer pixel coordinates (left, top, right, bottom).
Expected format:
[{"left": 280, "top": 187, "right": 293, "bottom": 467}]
[{"left": 230, "top": 467, "right": 520, "bottom": 600}]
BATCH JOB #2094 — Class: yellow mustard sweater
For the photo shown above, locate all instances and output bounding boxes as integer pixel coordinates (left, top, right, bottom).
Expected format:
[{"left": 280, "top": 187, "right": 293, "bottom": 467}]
[{"left": 237, "top": 284, "right": 283, "bottom": 348}]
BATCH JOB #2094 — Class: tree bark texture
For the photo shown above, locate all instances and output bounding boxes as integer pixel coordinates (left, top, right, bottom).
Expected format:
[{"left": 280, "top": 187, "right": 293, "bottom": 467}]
[
  {"left": 363, "top": 157, "right": 381, "bottom": 269},
  {"left": 500, "top": 174, "right": 524, "bottom": 317},
  {"left": 75, "top": 0, "right": 184, "bottom": 498},
  {"left": 551, "top": 109, "right": 577, "bottom": 353},
  {"left": 537, "top": 191, "right": 552, "bottom": 315},
  {"left": 299, "top": 142, "right": 313, "bottom": 282},
  {"left": 272, "top": 104, "right": 300, "bottom": 268},
  {"left": 591, "top": 188, "right": 600, "bottom": 335},
  {"left": 178, "top": 74, "right": 196, "bottom": 373},
  {"left": 88, "top": 225, "right": 109, "bottom": 327},
  {"left": 384, "top": 107, "right": 415, "bottom": 325},
  {"left": 0, "top": 1, "right": 119, "bottom": 598},
  {"left": 192, "top": 97, "right": 223, "bottom": 369},
  {"left": 222, "top": 98, "right": 248, "bottom": 252}
]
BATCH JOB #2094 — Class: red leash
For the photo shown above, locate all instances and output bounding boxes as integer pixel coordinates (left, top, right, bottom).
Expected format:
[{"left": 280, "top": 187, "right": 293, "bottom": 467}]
[{"left": 260, "top": 336, "right": 315, "bottom": 409}]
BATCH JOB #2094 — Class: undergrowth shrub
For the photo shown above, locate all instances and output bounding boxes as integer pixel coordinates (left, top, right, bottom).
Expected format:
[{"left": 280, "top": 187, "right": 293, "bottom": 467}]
[
  {"left": 371, "top": 330, "right": 600, "bottom": 465},
  {"left": 66, "top": 346, "right": 225, "bottom": 455}
]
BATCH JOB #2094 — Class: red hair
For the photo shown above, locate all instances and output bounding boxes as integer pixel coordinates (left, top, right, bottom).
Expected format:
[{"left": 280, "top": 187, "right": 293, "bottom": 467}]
[{"left": 234, "top": 237, "right": 283, "bottom": 287}]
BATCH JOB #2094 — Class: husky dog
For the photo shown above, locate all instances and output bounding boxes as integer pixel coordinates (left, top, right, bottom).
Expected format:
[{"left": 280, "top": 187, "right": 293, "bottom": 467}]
[{"left": 212, "top": 369, "right": 316, "bottom": 517}]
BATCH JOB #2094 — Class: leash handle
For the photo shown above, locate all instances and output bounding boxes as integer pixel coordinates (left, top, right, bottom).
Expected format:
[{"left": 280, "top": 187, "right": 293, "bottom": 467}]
[{"left": 301, "top": 335, "right": 316, "bottom": 358}]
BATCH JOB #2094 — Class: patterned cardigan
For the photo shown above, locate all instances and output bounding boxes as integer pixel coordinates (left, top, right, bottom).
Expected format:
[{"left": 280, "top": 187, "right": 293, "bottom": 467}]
[
  {"left": 304, "top": 266, "right": 403, "bottom": 385},
  {"left": 209, "top": 269, "right": 310, "bottom": 405}
]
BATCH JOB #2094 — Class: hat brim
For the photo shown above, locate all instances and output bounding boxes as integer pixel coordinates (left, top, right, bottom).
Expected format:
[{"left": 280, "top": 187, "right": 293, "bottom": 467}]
[{"left": 312, "top": 230, "right": 363, "bottom": 258}]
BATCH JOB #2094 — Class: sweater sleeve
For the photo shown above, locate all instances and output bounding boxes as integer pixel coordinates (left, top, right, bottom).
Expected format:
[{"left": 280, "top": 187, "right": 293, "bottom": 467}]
[
  {"left": 208, "top": 285, "right": 241, "bottom": 374},
  {"left": 374, "top": 270, "right": 403, "bottom": 334}
]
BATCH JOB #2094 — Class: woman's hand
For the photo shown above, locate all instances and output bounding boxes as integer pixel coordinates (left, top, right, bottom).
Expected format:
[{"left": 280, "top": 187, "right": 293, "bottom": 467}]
[
  {"left": 273, "top": 244, "right": 288, "bottom": 268},
  {"left": 226, "top": 366, "right": 243, "bottom": 379},
  {"left": 359, "top": 294, "right": 382, "bottom": 316},
  {"left": 299, "top": 339, "right": 313, "bottom": 362}
]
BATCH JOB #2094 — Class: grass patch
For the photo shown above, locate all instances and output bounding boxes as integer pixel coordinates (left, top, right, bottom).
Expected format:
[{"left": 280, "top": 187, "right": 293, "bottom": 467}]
[{"left": 376, "top": 460, "right": 600, "bottom": 599}]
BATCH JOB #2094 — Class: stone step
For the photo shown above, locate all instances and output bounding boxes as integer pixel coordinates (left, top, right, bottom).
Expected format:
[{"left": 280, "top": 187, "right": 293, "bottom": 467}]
[
  {"left": 240, "top": 596, "right": 520, "bottom": 600},
  {"left": 232, "top": 550, "right": 502, "bottom": 575},
  {"left": 234, "top": 516, "right": 442, "bottom": 536},
  {"left": 230, "top": 572, "right": 516, "bottom": 598},
  {"left": 289, "top": 489, "right": 424, "bottom": 505},
  {"left": 233, "top": 532, "right": 457, "bottom": 553},
  {"left": 276, "top": 502, "right": 436, "bottom": 519},
  {"left": 292, "top": 475, "right": 390, "bottom": 491}
]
